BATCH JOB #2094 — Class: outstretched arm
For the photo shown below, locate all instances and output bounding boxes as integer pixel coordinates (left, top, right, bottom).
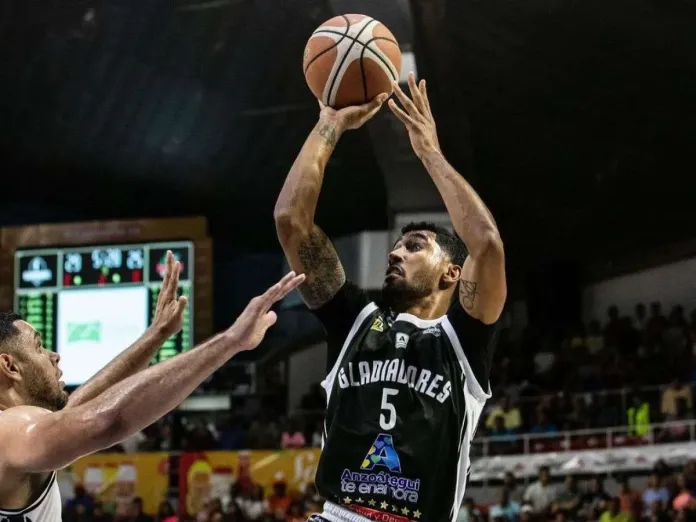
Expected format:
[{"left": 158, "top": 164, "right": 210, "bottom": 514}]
[
  {"left": 66, "top": 251, "right": 187, "bottom": 408},
  {"left": 390, "top": 75, "right": 506, "bottom": 324},
  {"left": 274, "top": 95, "right": 387, "bottom": 309},
  {"left": 0, "top": 272, "right": 304, "bottom": 473}
]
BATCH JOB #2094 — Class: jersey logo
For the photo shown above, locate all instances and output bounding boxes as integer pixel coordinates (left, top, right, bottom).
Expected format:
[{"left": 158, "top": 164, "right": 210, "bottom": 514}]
[
  {"left": 395, "top": 332, "right": 409, "bottom": 349},
  {"left": 370, "top": 316, "right": 384, "bottom": 332},
  {"left": 361, "top": 433, "right": 402, "bottom": 473}
]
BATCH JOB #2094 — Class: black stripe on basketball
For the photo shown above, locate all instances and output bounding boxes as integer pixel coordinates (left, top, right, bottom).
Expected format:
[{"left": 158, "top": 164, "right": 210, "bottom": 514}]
[
  {"left": 303, "top": 15, "right": 352, "bottom": 76},
  {"left": 326, "top": 17, "right": 377, "bottom": 106},
  {"left": 359, "top": 36, "right": 399, "bottom": 102}
]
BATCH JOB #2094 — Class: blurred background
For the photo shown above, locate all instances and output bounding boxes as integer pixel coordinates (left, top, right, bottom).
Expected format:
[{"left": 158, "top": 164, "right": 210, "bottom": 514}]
[{"left": 1, "top": 0, "right": 696, "bottom": 520}]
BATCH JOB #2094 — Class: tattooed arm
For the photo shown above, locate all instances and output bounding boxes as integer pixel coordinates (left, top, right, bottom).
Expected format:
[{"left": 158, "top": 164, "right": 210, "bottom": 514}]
[
  {"left": 274, "top": 96, "right": 387, "bottom": 309},
  {"left": 422, "top": 148, "right": 506, "bottom": 325}
]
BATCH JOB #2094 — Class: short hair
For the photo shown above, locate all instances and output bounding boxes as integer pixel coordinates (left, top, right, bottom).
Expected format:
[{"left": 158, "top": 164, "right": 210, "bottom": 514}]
[
  {"left": 0, "top": 312, "right": 22, "bottom": 354},
  {"left": 400, "top": 222, "right": 467, "bottom": 266}
]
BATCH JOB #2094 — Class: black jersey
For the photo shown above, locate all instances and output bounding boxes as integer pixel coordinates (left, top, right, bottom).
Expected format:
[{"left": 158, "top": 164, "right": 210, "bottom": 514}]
[{"left": 312, "top": 282, "right": 499, "bottom": 522}]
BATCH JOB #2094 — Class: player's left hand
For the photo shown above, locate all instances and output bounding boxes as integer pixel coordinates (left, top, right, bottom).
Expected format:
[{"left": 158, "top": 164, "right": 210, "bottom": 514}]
[
  {"left": 151, "top": 250, "right": 188, "bottom": 337},
  {"left": 388, "top": 72, "right": 442, "bottom": 159}
]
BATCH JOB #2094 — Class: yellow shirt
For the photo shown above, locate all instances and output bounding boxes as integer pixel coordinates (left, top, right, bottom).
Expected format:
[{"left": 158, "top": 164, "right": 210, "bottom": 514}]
[
  {"left": 485, "top": 406, "right": 522, "bottom": 430},
  {"left": 599, "top": 511, "right": 633, "bottom": 522}
]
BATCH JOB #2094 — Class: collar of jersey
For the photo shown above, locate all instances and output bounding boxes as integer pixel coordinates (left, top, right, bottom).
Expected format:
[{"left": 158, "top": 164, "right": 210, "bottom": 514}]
[{"left": 392, "top": 312, "right": 446, "bottom": 328}]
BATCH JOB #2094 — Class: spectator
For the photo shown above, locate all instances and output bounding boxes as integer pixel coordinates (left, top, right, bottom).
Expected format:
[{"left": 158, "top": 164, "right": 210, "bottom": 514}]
[
  {"left": 281, "top": 417, "right": 306, "bottom": 449},
  {"left": 155, "top": 501, "right": 176, "bottom": 522},
  {"left": 486, "top": 395, "right": 523, "bottom": 433},
  {"left": 580, "top": 475, "right": 610, "bottom": 519},
  {"left": 642, "top": 473, "right": 670, "bottom": 517},
  {"left": 239, "top": 485, "right": 267, "bottom": 521},
  {"left": 130, "top": 497, "right": 154, "bottom": 522},
  {"left": 604, "top": 306, "right": 621, "bottom": 349},
  {"left": 618, "top": 476, "right": 641, "bottom": 514},
  {"left": 635, "top": 303, "right": 647, "bottom": 331},
  {"left": 661, "top": 377, "right": 693, "bottom": 419},
  {"left": 530, "top": 409, "right": 558, "bottom": 434},
  {"left": 600, "top": 497, "right": 633, "bottom": 522},
  {"left": 457, "top": 497, "right": 481, "bottom": 522},
  {"left": 554, "top": 475, "right": 582, "bottom": 519},
  {"left": 503, "top": 471, "right": 523, "bottom": 503},
  {"left": 523, "top": 466, "right": 557, "bottom": 516},
  {"left": 310, "top": 421, "right": 323, "bottom": 448},
  {"left": 673, "top": 474, "right": 696, "bottom": 512},
  {"left": 267, "top": 474, "right": 291, "bottom": 520},
  {"left": 646, "top": 302, "right": 667, "bottom": 349},
  {"left": 489, "top": 488, "right": 521, "bottom": 522},
  {"left": 586, "top": 320, "right": 605, "bottom": 356},
  {"left": 627, "top": 392, "right": 651, "bottom": 437}
]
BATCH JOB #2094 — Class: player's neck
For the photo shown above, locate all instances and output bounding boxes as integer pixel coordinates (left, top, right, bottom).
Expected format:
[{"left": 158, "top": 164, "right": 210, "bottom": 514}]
[
  {"left": 392, "top": 294, "right": 450, "bottom": 320},
  {"left": 0, "top": 388, "right": 26, "bottom": 410}
]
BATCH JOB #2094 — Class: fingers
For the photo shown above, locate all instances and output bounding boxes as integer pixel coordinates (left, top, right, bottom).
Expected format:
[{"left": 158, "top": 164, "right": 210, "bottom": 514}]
[
  {"left": 407, "top": 72, "right": 427, "bottom": 115},
  {"left": 261, "top": 310, "right": 278, "bottom": 330},
  {"left": 256, "top": 272, "right": 306, "bottom": 311},
  {"left": 388, "top": 98, "right": 416, "bottom": 127},
  {"left": 419, "top": 79, "right": 433, "bottom": 117},
  {"left": 392, "top": 81, "right": 419, "bottom": 118},
  {"left": 177, "top": 295, "right": 189, "bottom": 313}
]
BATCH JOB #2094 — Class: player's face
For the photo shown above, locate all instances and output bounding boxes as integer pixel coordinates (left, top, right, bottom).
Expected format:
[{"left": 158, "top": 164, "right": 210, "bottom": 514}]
[
  {"left": 11, "top": 321, "right": 68, "bottom": 411},
  {"left": 382, "top": 231, "right": 452, "bottom": 306}
]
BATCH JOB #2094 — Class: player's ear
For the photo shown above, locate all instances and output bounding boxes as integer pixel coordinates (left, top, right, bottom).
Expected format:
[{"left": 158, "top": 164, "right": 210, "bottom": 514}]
[
  {"left": 0, "top": 353, "right": 22, "bottom": 382},
  {"left": 441, "top": 263, "right": 461, "bottom": 285}
]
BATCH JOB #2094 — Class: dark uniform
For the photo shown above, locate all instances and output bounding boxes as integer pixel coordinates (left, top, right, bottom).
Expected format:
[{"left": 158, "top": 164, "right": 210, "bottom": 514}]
[{"left": 311, "top": 282, "right": 499, "bottom": 522}]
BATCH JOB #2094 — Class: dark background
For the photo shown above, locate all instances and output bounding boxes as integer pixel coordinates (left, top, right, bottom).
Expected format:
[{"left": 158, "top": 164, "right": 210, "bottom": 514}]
[{"left": 1, "top": 0, "right": 695, "bottom": 345}]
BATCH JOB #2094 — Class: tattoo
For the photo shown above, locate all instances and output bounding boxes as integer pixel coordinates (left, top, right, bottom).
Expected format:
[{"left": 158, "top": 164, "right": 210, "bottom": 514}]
[
  {"left": 317, "top": 123, "right": 338, "bottom": 147},
  {"left": 297, "top": 226, "right": 346, "bottom": 308},
  {"left": 459, "top": 280, "right": 478, "bottom": 310}
]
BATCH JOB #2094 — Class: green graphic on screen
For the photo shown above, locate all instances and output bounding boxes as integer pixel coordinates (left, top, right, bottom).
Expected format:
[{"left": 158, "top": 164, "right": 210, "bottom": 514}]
[{"left": 67, "top": 322, "right": 102, "bottom": 343}]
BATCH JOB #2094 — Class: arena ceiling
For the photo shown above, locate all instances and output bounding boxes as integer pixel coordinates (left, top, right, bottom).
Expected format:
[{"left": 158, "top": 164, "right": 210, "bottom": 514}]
[{"left": 1, "top": 0, "right": 695, "bottom": 267}]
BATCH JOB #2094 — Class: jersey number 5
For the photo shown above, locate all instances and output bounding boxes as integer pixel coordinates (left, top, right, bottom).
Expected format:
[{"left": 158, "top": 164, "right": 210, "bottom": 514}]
[{"left": 380, "top": 388, "right": 398, "bottom": 430}]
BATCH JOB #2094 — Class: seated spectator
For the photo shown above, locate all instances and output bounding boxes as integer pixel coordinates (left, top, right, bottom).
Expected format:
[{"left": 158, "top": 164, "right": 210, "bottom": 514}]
[
  {"left": 553, "top": 475, "right": 582, "bottom": 519},
  {"left": 485, "top": 395, "right": 523, "bottom": 433},
  {"left": 267, "top": 474, "right": 292, "bottom": 520},
  {"left": 600, "top": 497, "right": 633, "bottom": 522},
  {"left": 281, "top": 417, "right": 306, "bottom": 449},
  {"left": 580, "top": 475, "right": 610, "bottom": 519},
  {"left": 130, "top": 497, "right": 154, "bottom": 522},
  {"left": 523, "top": 466, "right": 557, "bottom": 516},
  {"left": 673, "top": 474, "right": 696, "bottom": 512},
  {"left": 530, "top": 409, "right": 558, "bottom": 434},
  {"left": 457, "top": 497, "right": 481, "bottom": 522},
  {"left": 618, "top": 476, "right": 641, "bottom": 514},
  {"left": 642, "top": 473, "right": 670, "bottom": 517},
  {"left": 503, "top": 471, "right": 523, "bottom": 503},
  {"left": 489, "top": 488, "right": 521, "bottom": 522}
]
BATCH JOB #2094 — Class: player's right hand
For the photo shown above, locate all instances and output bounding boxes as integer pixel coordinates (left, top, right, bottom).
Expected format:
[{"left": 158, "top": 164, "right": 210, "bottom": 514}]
[
  {"left": 319, "top": 93, "right": 389, "bottom": 132},
  {"left": 225, "top": 271, "right": 305, "bottom": 352}
]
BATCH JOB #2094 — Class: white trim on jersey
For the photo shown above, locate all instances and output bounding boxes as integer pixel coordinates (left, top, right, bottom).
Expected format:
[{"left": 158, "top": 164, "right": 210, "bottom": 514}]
[
  {"left": 442, "top": 317, "right": 492, "bottom": 402},
  {"left": 394, "top": 311, "right": 446, "bottom": 328},
  {"left": 321, "top": 302, "right": 378, "bottom": 404}
]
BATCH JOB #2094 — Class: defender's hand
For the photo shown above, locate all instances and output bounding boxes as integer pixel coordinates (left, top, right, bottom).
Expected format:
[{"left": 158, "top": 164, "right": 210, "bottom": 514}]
[
  {"left": 319, "top": 93, "right": 389, "bottom": 133},
  {"left": 388, "top": 73, "right": 442, "bottom": 158},
  {"left": 151, "top": 251, "right": 188, "bottom": 337},
  {"left": 226, "top": 271, "right": 305, "bottom": 352}
]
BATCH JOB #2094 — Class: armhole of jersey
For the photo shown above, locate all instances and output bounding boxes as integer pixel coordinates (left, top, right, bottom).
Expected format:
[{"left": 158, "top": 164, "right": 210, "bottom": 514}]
[
  {"left": 321, "top": 302, "right": 378, "bottom": 405},
  {"left": 441, "top": 317, "right": 492, "bottom": 403},
  {"left": 0, "top": 471, "right": 56, "bottom": 516}
]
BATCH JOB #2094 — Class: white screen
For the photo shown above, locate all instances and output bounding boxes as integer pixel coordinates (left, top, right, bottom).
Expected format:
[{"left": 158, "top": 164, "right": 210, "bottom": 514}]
[{"left": 57, "top": 287, "right": 148, "bottom": 386}]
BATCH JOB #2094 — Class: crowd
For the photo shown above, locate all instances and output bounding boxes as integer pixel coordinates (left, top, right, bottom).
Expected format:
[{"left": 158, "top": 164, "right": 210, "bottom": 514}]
[
  {"left": 458, "top": 460, "right": 696, "bottom": 522},
  {"left": 483, "top": 302, "right": 696, "bottom": 442}
]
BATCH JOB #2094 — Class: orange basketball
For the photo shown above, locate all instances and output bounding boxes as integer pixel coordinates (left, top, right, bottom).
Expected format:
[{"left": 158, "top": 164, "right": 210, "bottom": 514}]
[{"left": 303, "top": 14, "right": 402, "bottom": 109}]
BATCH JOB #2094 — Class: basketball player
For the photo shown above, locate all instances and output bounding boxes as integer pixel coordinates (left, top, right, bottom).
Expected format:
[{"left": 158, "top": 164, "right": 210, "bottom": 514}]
[
  {"left": 274, "top": 73, "right": 506, "bottom": 522},
  {"left": 0, "top": 251, "right": 304, "bottom": 521}
]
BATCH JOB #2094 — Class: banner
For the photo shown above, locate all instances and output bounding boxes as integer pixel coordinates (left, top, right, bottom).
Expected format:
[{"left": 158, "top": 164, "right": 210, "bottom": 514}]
[
  {"left": 179, "top": 449, "right": 320, "bottom": 516},
  {"left": 469, "top": 442, "right": 696, "bottom": 482},
  {"left": 69, "top": 452, "right": 170, "bottom": 516}
]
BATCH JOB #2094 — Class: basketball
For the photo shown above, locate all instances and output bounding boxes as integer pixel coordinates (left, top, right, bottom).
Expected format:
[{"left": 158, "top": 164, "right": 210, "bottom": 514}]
[{"left": 303, "top": 14, "right": 402, "bottom": 109}]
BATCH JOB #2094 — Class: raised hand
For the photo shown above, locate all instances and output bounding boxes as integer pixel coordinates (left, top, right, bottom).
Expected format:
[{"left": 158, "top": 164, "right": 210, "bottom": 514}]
[
  {"left": 226, "top": 271, "right": 306, "bottom": 351},
  {"left": 151, "top": 251, "right": 188, "bottom": 337},
  {"left": 319, "top": 93, "right": 389, "bottom": 134},
  {"left": 388, "top": 72, "right": 442, "bottom": 159}
]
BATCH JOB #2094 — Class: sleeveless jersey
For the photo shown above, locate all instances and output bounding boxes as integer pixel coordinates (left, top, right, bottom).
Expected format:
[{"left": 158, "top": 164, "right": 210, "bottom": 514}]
[
  {"left": 312, "top": 282, "right": 499, "bottom": 522},
  {"left": 0, "top": 472, "right": 62, "bottom": 522}
]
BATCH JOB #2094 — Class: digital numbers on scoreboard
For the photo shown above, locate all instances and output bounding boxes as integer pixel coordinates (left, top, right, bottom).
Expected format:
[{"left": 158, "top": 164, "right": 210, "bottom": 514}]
[{"left": 14, "top": 242, "right": 194, "bottom": 386}]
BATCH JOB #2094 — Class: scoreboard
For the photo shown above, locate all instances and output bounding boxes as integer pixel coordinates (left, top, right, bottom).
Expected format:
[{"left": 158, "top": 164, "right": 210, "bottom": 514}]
[{"left": 14, "top": 241, "right": 194, "bottom": 386}]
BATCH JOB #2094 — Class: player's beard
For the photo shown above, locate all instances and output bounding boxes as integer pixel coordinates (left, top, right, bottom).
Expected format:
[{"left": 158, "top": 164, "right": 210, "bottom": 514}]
[
  {"left": 381, "top": 271, "right": 431, "bottom": 310},
  {"left": 23, "top": 364, "right": 68, "bottom": 412}
]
